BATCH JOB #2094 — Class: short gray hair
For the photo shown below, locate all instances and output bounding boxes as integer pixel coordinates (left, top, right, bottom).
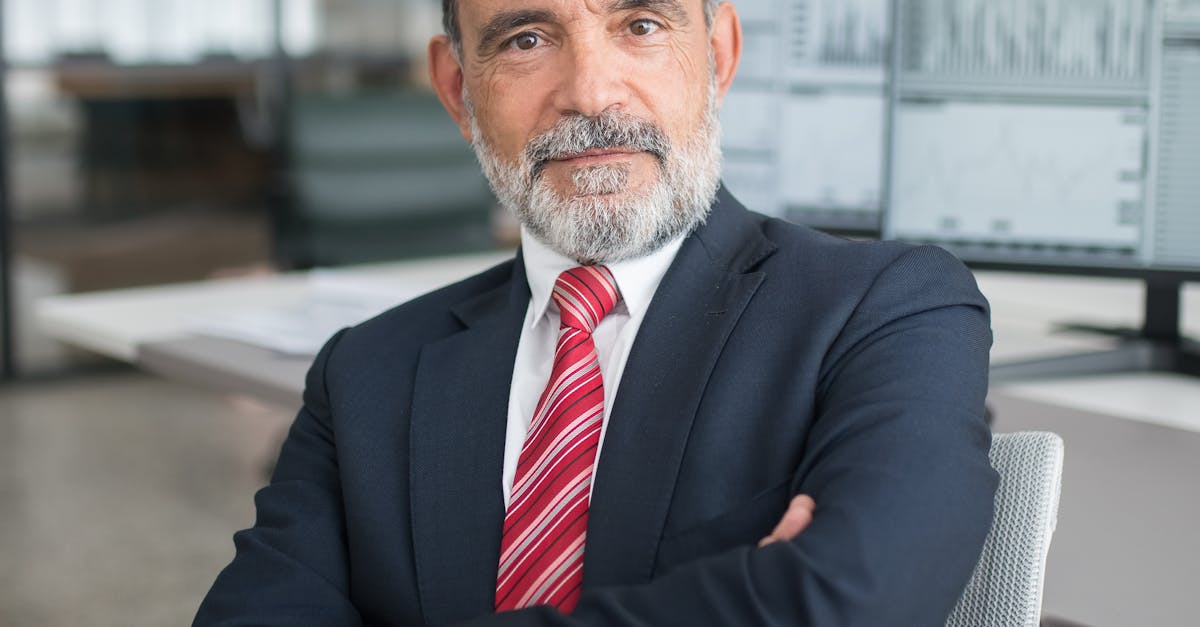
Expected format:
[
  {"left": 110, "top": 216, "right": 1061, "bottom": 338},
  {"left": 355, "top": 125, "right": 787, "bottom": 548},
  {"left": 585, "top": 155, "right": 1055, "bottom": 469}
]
[{"left": 441, "top": 0, "right": 719, "bottom": 57}]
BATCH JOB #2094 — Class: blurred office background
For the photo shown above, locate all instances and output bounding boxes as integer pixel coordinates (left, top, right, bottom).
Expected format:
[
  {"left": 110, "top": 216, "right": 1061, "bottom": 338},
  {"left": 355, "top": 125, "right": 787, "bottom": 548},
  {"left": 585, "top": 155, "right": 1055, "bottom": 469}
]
[
  {"left": 0, "top": 1, "right": 504, "bottom": 623},
  {"left": 4, "top": 0, "right": 500, "bottom": 378},
  {"left": 1, "top": 0, "right": 1199, "bottom": 625},
  {"left": 6, "top": 0, "right": 1200, "bottom": 377}
]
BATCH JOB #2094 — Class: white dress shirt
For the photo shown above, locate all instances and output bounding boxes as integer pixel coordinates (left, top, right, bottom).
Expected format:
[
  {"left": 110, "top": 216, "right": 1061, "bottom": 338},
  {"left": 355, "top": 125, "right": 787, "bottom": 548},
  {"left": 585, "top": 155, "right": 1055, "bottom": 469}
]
[{"left": 501, "top": 227, "right": 686, "bottom": 507}]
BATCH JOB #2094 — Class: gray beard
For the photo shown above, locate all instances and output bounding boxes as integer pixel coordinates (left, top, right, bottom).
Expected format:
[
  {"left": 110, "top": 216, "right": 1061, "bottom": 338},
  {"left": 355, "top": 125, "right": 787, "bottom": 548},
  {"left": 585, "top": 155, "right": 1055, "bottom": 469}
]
[{"left": 466, "top": 87, "right": 722, "bottom": 264}]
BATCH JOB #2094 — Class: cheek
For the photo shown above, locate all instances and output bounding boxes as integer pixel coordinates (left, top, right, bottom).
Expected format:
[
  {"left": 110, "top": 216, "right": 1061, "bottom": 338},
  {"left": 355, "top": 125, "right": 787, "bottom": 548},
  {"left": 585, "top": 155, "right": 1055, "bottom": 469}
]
[
  {"left": 643, "top": 76, "right": 708, "bottom": 145},
  {"left": 471, "top": 73, "right": 551, "bottom": 159},
  {"left": 628, "top": 42, "right": 713, "bottom": 138}
]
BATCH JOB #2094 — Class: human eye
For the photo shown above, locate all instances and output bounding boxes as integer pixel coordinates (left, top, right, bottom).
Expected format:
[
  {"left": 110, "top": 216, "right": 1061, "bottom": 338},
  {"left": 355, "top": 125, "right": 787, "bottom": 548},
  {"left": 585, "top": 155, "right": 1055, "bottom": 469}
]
[
  {"left": 506, "top": 31, "right": 543, "bottom": 51},
  {"left": 628, "top": 18, "right": 661, "bottom": 36}
]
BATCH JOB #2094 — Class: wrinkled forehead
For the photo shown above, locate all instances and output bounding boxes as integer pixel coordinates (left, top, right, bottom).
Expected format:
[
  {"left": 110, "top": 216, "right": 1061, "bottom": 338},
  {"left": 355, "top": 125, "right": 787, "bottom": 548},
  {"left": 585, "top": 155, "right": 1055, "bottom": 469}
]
[{"left": 447, "top": 0, "right": 704, "bottom": 42}]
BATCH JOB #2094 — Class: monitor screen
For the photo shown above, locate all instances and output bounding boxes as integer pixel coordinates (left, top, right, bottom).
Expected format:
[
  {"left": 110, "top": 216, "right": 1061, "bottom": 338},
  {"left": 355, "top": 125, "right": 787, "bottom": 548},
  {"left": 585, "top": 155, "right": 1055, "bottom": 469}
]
[
  {"left": 721, "top": 0, "right": 890, "bottom": 234},
  {"left": 883, "top": 0, "right": 1200, "bottom": 277}
]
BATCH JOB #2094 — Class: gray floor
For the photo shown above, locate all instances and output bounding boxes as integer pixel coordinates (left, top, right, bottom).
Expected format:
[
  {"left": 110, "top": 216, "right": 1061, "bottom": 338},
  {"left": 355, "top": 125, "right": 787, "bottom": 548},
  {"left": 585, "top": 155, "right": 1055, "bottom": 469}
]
[
  {"left": 989, "top": 392, "right": 1200, "bottom": 627},
  {"left": 0, "top": 370, "right": 292, "bottom": 626}
]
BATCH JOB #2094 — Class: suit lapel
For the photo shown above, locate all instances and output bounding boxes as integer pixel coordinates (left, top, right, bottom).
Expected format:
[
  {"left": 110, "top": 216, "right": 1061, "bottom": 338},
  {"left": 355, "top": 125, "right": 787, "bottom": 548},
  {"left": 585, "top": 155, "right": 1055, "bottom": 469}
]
[
  {"left": 584, "top": 188, "right": 778, "bottom": 588},
  {"left": 410, "top": 261, "right": 529, "bottom": 626}
]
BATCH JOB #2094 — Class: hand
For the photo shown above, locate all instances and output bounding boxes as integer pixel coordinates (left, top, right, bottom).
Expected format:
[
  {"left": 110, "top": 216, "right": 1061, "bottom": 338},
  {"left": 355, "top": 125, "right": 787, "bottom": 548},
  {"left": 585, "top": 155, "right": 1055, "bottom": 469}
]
[{"left": 758, "top": 495, "right": 816, "bottom": 548}]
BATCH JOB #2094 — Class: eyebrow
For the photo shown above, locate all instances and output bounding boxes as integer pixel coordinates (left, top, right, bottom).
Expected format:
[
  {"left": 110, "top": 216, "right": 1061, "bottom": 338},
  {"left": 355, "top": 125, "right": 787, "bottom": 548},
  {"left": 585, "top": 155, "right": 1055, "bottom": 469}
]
[
  {"left": 473, "top": 0, "right": 691, "bottom": 57},
  {"left": 476, "top": 9, "right": 558, "bottom": 57},
  {"left": 606, "top": 0, "right": 690, "bottom": 26}
]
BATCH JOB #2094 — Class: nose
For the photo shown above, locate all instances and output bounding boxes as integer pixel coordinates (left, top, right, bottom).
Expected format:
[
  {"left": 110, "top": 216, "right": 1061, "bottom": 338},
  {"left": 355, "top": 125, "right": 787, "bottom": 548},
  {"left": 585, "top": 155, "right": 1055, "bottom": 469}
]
[{"left": 553, "top": 35, "right": 628, "bottom": 117}]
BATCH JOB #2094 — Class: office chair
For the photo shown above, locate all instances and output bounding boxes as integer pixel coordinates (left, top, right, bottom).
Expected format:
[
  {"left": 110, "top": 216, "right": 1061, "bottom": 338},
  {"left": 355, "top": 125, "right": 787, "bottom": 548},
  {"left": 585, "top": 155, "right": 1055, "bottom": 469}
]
[{"left": 946, "top": 431, "right": 1065, "bottom": 627}]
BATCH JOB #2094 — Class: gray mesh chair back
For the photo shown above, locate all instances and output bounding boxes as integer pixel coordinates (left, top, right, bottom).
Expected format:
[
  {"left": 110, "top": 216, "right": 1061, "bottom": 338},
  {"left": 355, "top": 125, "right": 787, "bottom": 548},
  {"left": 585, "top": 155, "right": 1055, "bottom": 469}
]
[{"left": 946, "top": 431, "right": 1064, "bottom": 627}]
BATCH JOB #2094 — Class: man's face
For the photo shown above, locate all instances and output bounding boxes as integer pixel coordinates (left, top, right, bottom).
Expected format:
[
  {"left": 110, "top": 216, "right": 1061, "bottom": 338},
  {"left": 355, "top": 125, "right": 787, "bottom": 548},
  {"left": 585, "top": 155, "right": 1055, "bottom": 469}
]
[{"left": 431, "top": 0, "right": 742, "bottom": 263}]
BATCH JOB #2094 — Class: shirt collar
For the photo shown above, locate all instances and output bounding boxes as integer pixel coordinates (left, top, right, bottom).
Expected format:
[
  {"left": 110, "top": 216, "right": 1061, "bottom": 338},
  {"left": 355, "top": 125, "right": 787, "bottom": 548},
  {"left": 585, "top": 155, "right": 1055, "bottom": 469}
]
[{"left": 521, "top": 225, "right": 686, "bottom": 330}]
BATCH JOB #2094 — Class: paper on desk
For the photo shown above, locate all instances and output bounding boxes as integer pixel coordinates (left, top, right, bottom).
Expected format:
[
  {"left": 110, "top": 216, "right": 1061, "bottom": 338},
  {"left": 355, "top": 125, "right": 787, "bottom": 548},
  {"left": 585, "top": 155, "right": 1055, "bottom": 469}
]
[{"left": 187, "top": 270, "right": 439, "bottom": 356}]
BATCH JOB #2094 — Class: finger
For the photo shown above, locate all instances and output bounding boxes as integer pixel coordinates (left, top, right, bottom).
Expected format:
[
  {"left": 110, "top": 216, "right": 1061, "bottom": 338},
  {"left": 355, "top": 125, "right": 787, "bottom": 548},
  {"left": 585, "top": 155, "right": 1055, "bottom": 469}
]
[
  {"left": 790, "top": 494, "right": 816, "bottom": 513},
  {"left": 757, "top": 504, "right": 812, "bottom": 547},
  {"left": 773, "top": 496, "right": 815, "bottom": 538},
  {"left": 758, "top": 495, "right": 816, "bottom": 547}
]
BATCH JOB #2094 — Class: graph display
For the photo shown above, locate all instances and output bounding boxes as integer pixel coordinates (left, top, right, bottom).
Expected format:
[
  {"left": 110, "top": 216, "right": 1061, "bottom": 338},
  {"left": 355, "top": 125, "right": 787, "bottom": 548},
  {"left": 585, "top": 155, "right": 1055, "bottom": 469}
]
[
  {"left": 899, "top": 0, "right": 1150, "bottom": 88},
  {"left": 1151, "top": 43, "right": 1200, "bottom": 267},
  {"left": 722, "top": 1, "right": 889, "bottom": 229},
  {"left": 784, "top": 0, "right": 890, "bottom": 82},
  {"left": 889, "top": 101, "right": 1146, "bottom": 250},
  {"left": 720, "top": 89, "right": 780, "bottom": 214},
  {"left": 778, "top": 92, "right": 884, "bottom": 212},
  {"left": 720, "top": 90, "right": 781, "bottom": 153},
  {"left": 720, "top": 85, "right": 886, "bottom": 223},
  {"left": 722, "top": 0, "right": 1194, "bottom": 256}
]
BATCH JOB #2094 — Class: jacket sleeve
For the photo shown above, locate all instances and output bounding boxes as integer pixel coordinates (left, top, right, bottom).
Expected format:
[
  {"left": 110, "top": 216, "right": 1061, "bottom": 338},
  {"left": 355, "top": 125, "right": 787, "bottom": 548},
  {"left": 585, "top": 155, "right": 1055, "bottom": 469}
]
[
  {"left": 455, "top": 246, "right": 999, "bottom": 627},
  {"left": 193, "top": 329, "right": 364, "bottom": 627}
]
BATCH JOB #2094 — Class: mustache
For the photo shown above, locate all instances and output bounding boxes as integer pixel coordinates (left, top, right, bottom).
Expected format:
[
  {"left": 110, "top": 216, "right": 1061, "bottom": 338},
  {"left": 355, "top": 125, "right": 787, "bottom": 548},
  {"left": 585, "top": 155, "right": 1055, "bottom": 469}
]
[{"left": 525, "top": 111, "right": 671, "bottom": 180}]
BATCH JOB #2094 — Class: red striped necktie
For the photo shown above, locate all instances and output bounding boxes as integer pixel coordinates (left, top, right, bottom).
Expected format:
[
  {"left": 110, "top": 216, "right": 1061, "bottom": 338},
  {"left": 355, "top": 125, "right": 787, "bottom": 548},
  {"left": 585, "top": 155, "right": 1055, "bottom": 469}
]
[{"left": 495, "top": 265, "right": 621, "bottom": 613}]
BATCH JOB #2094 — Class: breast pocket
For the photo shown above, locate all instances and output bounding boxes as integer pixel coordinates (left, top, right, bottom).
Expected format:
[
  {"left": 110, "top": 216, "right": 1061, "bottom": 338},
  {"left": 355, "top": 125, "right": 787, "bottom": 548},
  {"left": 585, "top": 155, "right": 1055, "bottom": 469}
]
[{"left": 654, "top": 478, "right": 792, "bottom": 574}]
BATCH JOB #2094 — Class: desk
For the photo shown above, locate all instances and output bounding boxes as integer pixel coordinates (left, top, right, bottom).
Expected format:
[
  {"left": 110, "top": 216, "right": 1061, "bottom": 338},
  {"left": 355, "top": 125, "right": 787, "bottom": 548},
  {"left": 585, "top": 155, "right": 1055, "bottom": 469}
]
[
  {"left": 140, "top": 337, "right": 311, "bottom": 409},
  {"left": 37, "top": 250, "right": 513, "bottom": 405},
  {"left": 37, "top": 250, "right": 514, "bottom": 362}
]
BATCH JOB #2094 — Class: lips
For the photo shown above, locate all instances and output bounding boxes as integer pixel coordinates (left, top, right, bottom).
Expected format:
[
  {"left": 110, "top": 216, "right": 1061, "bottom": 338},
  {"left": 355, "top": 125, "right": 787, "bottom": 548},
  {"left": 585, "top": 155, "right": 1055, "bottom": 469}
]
[{"left": 554, "top": 148, "right": 638, "bottom": 162}]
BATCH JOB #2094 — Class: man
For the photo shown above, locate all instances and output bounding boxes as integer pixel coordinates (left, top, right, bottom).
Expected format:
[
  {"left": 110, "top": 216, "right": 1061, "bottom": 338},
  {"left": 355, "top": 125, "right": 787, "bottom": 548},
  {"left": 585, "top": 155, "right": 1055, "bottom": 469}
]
[{"left": 196, "top": 1, "right": 997, "bottom": 625}]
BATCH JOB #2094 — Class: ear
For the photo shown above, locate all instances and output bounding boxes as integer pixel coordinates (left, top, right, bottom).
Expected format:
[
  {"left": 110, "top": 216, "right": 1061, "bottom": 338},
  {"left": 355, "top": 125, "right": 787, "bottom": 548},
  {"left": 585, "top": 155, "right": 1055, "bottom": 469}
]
[
  {"left": 428, "top": 35, "right": 474, "bottom": 143},
  {"left": 709, "top": 2, "right": 742, "bottom": 102}
]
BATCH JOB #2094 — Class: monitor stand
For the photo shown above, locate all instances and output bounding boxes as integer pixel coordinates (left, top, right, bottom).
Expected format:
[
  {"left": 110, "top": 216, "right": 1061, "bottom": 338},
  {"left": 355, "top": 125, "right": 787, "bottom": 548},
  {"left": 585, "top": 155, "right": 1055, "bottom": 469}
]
[{"left": 989, "top": 278, "right": 1200, "bottom": 384}]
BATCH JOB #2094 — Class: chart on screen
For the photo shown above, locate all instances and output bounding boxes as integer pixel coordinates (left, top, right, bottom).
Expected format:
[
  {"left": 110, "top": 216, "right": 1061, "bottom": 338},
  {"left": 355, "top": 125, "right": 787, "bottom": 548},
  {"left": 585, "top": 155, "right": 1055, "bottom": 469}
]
[
  {"left": 899, "top": 0, "right": 1150, "bottom": 88},
  {"left": 721, "top": 0, "right": 890, "bottom": 233},
  {"left": 890, "top": 101, "right": 1144, "bottom": 249}
]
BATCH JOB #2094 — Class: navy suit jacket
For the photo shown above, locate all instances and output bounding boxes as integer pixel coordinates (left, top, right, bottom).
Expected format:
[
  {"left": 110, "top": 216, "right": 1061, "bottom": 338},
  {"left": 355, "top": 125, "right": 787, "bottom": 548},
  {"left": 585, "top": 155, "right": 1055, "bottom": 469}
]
[{"left": 196, "top": 188, "right": 998, "bottom": 626}]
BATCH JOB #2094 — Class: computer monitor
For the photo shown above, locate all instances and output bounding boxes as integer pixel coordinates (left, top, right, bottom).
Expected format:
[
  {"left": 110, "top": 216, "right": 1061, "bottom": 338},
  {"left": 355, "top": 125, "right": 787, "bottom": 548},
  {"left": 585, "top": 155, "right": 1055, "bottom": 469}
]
[
  {"left": 883, "top": 0, "right": 1200, "bottom": 379},
  {"left": 721, "top": 0, "right": 890, "bottom": 236}
]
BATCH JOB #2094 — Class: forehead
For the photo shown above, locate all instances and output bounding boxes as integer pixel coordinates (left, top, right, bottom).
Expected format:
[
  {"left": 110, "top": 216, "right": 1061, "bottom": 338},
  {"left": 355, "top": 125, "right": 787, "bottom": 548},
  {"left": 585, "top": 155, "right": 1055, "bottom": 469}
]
[{"left": 457, "top": 0, "right": 697, "bottom": 27}]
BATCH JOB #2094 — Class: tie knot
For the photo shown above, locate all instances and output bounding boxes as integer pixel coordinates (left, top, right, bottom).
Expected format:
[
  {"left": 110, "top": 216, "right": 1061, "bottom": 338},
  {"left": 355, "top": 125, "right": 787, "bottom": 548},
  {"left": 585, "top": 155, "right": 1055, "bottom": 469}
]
[{"left": 552, "top": 266, "right": 620, "bottom": 333}]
